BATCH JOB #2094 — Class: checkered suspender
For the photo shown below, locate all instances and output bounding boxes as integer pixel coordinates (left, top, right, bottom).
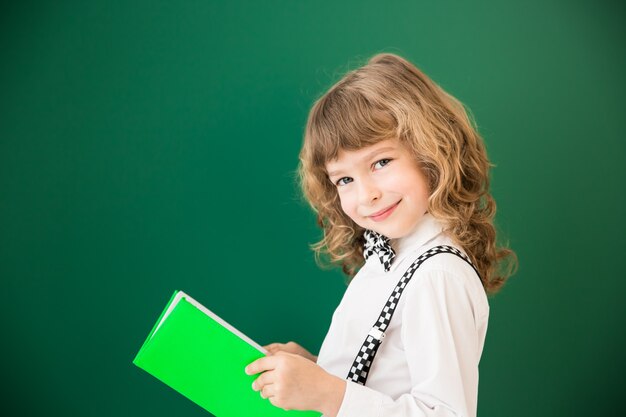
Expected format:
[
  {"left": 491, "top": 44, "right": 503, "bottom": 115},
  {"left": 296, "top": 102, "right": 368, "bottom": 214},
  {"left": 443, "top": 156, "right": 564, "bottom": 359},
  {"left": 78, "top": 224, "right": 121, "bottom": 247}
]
[{"left": 346, "top": 245, "right": 481, "bottom": 386}]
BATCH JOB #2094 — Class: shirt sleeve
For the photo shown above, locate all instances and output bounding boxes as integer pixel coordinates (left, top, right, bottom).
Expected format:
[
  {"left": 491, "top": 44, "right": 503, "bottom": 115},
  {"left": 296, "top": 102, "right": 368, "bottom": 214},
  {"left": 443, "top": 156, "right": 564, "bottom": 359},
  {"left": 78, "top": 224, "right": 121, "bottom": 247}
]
[{"left": 333, "top": 267, "right": 485, "bottom": 417}]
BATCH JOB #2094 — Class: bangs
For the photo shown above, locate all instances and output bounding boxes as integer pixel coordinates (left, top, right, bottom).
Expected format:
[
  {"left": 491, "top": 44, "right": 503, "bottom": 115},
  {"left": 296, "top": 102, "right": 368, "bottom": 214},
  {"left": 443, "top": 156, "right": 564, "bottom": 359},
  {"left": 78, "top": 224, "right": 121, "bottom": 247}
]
[{"left": 305, "top": 85, "right": 398, "bottom": 168}]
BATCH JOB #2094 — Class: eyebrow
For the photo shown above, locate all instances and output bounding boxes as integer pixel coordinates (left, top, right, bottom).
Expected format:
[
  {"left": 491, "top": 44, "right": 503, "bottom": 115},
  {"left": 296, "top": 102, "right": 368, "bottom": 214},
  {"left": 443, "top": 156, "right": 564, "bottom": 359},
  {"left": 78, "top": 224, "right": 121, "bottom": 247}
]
[{"left": 327, "top": 146, "right": 396, "bottom": 178}]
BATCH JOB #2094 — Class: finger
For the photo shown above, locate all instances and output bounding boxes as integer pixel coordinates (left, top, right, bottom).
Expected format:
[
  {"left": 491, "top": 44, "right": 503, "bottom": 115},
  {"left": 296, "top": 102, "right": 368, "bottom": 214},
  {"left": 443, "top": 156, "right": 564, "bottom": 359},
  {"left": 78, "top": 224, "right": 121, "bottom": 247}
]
[
  {"left": 245, "top": 356, "right": 276, "bottom": 376},
  {"left": 251, "top": 370, "right": 274, "bottom": 391},
  {"left": 260, "top": 383, "right": 275, "bottom": 399}
]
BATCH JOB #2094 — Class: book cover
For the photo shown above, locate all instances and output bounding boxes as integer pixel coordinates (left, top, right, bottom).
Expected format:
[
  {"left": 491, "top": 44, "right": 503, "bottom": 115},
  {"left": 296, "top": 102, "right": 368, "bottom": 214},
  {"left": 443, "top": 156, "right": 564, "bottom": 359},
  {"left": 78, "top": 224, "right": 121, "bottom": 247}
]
[{"left": 133, "top": 290, "right": 322, "bottom": 417}]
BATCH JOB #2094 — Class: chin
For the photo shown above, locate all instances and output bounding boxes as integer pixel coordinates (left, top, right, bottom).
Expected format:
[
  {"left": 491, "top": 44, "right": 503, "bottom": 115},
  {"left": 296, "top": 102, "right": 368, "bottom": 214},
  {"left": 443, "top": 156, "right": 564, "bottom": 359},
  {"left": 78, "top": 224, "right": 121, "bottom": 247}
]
[
  {"left": 369, "top": 226, "right": 401, "bottom": 239},
  {"left": 385, "top": 231, "right": 405, "bottom": 239},
  {"left": 385, "top": 223, "right": 416, "bottom": 239}
]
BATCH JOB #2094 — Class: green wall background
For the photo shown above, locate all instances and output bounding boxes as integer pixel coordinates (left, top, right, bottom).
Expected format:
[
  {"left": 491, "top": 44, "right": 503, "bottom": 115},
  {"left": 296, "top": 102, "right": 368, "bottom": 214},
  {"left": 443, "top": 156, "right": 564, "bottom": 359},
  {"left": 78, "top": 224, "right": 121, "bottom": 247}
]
[{"left": 1, "top": 1, "right": 624, "bottom": 416}]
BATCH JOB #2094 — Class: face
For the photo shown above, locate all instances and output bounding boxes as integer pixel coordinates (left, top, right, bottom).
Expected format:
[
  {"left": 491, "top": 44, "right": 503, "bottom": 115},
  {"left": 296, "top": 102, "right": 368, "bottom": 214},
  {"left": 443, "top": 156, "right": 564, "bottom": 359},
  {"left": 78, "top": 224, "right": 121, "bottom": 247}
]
[{"left": 325, "top": 138, "right": 430, "bottom": 239}]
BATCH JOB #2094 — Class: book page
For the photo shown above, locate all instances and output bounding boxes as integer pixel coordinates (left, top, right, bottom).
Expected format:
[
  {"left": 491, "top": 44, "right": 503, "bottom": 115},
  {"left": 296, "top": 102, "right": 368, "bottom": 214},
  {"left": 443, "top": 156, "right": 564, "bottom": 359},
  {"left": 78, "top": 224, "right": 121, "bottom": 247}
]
[{"left": 151, "top": 291, "right": 268, "bottom": 354}]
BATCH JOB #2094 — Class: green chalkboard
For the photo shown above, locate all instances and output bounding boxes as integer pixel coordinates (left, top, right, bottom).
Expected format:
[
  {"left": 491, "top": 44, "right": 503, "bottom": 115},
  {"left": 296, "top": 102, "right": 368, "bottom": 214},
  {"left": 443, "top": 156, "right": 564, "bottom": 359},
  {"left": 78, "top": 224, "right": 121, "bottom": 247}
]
[{"left": 1, "top": 1, "right": 624, "bottom": 416}]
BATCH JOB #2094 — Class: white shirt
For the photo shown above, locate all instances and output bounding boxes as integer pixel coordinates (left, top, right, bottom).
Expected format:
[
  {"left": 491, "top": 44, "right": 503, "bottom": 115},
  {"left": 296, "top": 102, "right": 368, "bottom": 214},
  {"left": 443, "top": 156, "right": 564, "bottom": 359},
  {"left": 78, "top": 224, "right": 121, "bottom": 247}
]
[{"left": 316, "top": 213, "right": 490, "bottom": 417}]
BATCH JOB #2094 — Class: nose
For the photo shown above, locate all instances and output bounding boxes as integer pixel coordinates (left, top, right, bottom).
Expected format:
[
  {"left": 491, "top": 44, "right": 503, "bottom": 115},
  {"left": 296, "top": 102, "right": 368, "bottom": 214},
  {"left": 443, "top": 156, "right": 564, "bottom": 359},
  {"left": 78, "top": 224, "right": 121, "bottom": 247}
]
[{"left": 357, "top": 177, "right": 381, "bottom": 206}]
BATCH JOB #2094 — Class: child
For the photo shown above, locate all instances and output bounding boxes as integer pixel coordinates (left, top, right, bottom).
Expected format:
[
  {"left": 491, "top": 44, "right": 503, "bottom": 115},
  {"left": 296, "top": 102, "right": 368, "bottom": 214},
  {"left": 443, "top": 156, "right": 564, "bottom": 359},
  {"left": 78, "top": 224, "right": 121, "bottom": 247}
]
[{"left": 244, "top": 53, "right": 517, "bottom": 417}]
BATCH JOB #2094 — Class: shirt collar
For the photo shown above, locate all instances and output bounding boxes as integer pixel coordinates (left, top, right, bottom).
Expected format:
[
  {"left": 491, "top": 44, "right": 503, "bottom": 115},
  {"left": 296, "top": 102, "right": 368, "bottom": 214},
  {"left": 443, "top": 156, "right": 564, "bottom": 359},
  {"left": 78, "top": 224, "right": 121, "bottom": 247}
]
[{"left": 387, "top": 213, "right": 445, "bottom": 273}]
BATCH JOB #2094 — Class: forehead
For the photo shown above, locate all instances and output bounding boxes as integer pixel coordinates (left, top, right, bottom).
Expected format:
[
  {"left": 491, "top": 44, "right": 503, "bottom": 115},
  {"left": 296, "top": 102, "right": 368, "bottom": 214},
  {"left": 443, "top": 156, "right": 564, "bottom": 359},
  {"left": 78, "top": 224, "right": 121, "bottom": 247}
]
[{"left": 325, "top": 138, "right": 400, "bottom": 175}]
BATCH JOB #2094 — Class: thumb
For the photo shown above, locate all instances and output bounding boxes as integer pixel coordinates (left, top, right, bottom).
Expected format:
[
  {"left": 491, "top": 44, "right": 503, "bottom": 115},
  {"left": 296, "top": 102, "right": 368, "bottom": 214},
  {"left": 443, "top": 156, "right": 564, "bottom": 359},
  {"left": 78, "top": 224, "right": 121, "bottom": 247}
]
[
  {"left": 263, "top": 344, "right": 279, "bottom": 355},
  {"left": 263, "top": 343, "right": 281, "bottom": 351}
]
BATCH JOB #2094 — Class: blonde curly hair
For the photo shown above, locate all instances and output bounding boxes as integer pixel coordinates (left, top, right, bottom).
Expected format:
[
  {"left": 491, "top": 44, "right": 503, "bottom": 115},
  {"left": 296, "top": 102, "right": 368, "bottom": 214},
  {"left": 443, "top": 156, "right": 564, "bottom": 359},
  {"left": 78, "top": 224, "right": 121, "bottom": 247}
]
[{"left": 297, "top": 53, "right": 517, "bottom": 295}]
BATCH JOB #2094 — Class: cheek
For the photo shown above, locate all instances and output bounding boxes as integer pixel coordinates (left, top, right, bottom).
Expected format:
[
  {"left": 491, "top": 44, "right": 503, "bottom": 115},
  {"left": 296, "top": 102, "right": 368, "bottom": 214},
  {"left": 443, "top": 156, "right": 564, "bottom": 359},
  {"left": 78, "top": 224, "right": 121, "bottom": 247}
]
[
  {"left": 339, "top": 193, "right": 358, "bottom": 218},
  {"left": 407, "top": 174, "right": 431, "bottom": 205},
  {"left": 394, "top": 170, "right": 429, "bottom": 203}
]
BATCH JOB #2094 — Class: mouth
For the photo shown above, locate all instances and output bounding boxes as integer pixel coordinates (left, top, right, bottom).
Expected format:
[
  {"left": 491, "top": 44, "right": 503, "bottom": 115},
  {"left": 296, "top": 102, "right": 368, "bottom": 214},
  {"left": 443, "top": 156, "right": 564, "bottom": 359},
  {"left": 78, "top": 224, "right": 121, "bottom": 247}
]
[{"left": 368, "top": 200, "right": 401, "bottom": 222}]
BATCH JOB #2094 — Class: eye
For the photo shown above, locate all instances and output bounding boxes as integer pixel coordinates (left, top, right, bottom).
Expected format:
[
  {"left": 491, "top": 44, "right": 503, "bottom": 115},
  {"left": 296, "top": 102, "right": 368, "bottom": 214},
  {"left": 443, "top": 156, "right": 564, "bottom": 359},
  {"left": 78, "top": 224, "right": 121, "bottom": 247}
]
[
  {"left": 335, "top": 177, "right": 353, "bottom": 187},
  {"left": 373, "top": 158, "right": 391, "bottom": 169}
]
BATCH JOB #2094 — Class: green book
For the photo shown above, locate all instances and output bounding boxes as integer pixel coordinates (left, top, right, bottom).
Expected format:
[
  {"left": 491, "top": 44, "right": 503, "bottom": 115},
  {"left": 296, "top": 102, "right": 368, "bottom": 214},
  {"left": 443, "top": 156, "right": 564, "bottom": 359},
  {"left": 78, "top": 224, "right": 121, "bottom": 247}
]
[{"left": 133, "top": 290, "right": 322, "bottom": 417}]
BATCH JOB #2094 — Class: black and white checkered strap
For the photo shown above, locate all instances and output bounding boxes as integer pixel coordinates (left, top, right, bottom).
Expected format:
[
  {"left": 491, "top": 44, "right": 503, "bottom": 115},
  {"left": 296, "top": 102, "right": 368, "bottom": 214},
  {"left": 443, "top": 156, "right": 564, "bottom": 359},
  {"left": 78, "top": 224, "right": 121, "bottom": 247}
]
[{"left": 346, "top": 245, "right": 481, "bottom": 386}]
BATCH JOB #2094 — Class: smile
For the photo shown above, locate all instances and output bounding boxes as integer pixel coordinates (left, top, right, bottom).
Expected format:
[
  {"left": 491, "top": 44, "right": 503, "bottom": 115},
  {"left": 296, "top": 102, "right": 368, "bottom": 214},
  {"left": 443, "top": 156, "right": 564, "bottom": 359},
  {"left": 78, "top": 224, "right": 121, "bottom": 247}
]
[{"left": 368, "top": 200, "right": 401, "bottom": 222}]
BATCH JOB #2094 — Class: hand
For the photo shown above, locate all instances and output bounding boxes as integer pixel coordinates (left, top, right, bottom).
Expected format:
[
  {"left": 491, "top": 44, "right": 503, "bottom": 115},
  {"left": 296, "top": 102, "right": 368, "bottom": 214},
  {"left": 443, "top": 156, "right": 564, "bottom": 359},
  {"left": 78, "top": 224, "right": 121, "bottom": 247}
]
[
  {"left": 245, "top": 351, "right": 346, "bottom": 416},
  {"left": 263, "top": 341, "right": 318, "bottom": 362}
]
